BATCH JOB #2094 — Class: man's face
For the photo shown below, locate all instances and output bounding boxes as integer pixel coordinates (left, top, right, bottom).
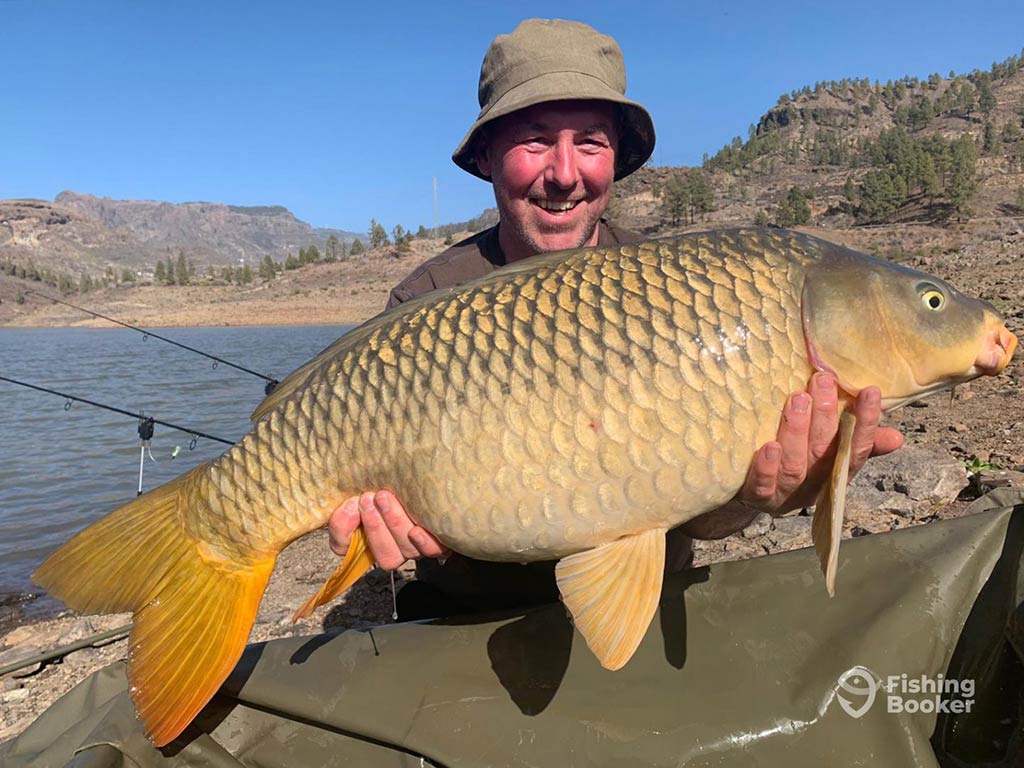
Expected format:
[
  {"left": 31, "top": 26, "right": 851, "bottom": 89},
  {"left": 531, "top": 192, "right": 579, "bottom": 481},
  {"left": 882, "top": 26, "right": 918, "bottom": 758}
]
[{"left": 476, "top": 100, "right": 618, "bottom": 262}]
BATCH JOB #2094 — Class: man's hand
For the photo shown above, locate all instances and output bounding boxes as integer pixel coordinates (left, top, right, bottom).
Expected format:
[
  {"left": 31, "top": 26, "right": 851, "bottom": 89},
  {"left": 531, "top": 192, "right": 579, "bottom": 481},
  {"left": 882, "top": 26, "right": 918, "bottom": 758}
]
[
  {"left": 681, "top": 372, "right": 904, "bottom": 540},
  {"left": 740, "top": 372, "right": 903, "bottom": 515},
  {"left": 327, "top": 490, "right": 450, "bottom": 569}
]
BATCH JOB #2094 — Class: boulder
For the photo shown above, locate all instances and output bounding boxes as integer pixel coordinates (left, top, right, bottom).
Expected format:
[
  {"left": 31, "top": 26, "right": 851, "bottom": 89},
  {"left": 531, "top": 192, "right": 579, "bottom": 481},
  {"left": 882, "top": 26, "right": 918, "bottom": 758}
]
[{"left": 851, "top": 444, "right": 968, "bottom": 506}]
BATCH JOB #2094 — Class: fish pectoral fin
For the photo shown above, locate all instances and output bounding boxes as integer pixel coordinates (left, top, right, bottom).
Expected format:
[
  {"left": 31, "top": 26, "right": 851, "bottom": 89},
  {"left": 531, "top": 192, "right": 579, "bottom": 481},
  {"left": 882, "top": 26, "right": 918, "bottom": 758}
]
[
  {"left": 812, "top": 410, "right": 857, "bottom": 597},
  {"left": 555, "top": 528, "right": 666, "bottom": 671},
  {"left": 293, "top": 527, "right": 374, "bottom": 621}
]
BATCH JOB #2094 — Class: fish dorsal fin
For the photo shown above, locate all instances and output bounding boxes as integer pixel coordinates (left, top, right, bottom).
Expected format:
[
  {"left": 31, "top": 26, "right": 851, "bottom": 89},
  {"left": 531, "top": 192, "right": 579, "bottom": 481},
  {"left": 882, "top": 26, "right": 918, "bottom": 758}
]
[
  {"left": 812, "top": 410, "right": 857, "bottom": 596},
  {"left": 555, "top": 528, "right": 666, "bottom": 670},
  {"left": 293, "top": 528, "right": 375, "bottom": 620}
]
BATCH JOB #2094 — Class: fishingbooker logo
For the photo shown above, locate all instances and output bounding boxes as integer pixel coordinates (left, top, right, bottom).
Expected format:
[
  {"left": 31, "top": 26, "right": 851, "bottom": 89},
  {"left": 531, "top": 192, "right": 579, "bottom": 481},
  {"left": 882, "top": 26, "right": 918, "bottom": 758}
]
[{"left": 836, "top": 666, "right": 975, "bottom": 718}]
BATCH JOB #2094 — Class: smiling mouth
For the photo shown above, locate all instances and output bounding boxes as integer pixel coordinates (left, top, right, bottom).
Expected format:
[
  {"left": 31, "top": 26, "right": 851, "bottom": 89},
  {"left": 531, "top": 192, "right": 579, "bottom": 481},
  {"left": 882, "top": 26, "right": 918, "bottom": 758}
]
[{"left": 531, "top": 199, "right": 581, "bottom": 213}]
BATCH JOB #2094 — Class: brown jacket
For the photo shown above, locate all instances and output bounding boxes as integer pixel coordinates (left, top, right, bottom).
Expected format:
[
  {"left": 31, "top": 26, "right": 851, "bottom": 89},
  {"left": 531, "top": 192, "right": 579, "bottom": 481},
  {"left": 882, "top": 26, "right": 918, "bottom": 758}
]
[{"left": 386, "top": 219, "right": 642, "bottom": 309}]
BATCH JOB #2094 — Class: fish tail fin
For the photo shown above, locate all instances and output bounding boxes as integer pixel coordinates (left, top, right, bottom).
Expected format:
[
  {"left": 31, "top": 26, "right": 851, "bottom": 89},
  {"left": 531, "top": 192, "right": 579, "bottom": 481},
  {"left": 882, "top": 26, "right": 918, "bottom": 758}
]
[
  {"left": 33, "top": 464, "right": 275, "bottom": 747},
  {"left": 293, "top": 527, "right": 374, "bottom": 620}
]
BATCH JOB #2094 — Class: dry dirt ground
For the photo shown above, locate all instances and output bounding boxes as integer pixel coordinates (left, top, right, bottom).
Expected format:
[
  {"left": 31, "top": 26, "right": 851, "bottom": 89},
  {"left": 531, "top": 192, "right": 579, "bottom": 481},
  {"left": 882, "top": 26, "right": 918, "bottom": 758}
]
[{"left": 2, "top": 224, "right": 1022, "bottom": 744}]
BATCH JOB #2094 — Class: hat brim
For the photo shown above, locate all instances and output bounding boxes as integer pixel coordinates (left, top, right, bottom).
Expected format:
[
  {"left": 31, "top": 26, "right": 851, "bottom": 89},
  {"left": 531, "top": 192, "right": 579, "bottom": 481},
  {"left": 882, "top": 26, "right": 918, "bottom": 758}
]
[{"left": 452, "top": 71, "right": 655, "bottom": 182}]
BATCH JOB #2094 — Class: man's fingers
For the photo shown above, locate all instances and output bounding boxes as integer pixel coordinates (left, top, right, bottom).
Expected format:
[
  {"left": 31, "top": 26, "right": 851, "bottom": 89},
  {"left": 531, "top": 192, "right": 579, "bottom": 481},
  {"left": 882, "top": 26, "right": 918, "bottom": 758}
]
[
  {"left": 872, "top": 427, "right": 904, "bottom": 457},
  {"left": 807, "top": 372, "right": 840, "bottom": 462},
  {"left": 408, "top": 526, "right": 452, "bottom": 560},
  {"left": 775, "top": 391, "right": 812, "bottom": 490},
  {"left": 373, "top": 490, "right": 421, "bottom": 561},
  {"left": 743, "top": 441, "right": 781, "bottom": 504},
  {"left": 359, "top": 492, "right": 407, "bottom": 570},
  {"left": 327, "top": 496, "right": 360, "bottom": 557}
]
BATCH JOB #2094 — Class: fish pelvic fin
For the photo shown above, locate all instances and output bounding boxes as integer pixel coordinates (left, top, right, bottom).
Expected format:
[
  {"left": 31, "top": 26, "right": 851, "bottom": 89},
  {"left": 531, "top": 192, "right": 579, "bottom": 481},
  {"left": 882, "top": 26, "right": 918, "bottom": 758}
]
[
  {"left": 812, "top": 410, "right": 857, "bottom": 597},
  {"left": 32, "top": 464, "right": 276, "bottom": 747},
  {"left": 293, "top": 527, "right": 374, "bottom": 621},
  {"left": 555, "top": 528, "right": 666, "bottom": 671}
]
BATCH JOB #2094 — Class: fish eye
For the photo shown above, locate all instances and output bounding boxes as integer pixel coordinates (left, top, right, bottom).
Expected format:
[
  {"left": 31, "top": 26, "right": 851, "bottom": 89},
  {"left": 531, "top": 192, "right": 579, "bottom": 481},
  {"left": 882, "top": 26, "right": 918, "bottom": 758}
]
[{"left": 920, "top": 289, "right": 945, "bottom": 311}]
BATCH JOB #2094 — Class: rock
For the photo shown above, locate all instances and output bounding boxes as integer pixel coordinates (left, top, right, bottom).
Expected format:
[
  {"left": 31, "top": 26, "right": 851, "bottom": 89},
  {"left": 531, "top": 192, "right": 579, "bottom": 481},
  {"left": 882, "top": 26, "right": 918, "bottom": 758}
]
[
  {"left": 57, "top": 618, "right": 99, "bottom": 646},
  {"left": 973, "top": 469, "right": 1024, "bottom": 494},
  {"left": 1, "top": 688, "right": 29, "bottom": 704},
  {"left": 852, "top": 444, "right": 968, "bottom": 505},
  {"left": 951, "top": 423, "right": 969, "bottom": 434},
  {"left": 1, "top": 626, "right": 37, "bottom": 647},
  {"left": 0, "top": 645, "right": 43, "bottom": 668},
  {"left": 741, "top": 513, "right": 772, "bottom": 539},
  {"left": 769, "top": 516, "right": 813, "bottom": 549},
  {"left": 847, "top": 487, "right": 917, "bottom": 518}
]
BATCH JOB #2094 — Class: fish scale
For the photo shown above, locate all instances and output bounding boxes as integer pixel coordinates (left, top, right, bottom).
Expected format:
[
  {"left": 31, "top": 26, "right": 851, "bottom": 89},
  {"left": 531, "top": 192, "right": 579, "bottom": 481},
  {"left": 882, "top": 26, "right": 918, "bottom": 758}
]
[{"left": 34, "top": 227, "right": 1017, "bottom": 746}]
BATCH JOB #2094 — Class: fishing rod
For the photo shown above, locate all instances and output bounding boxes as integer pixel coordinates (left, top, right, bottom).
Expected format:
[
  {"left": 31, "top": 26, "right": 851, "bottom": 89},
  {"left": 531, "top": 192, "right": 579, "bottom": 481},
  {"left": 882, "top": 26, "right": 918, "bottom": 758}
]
[
  {"left": 0, "top": 374, "right": 235, "bottom": 447},
  {"left": 25, "top": 289, "right": 279, "bottom": 395}
]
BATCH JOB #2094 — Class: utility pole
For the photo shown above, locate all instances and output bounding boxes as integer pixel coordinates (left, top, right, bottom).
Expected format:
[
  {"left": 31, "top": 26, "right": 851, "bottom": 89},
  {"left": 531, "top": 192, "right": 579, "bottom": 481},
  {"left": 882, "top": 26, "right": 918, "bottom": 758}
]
[{"left": 433, "top": 176, "right": 439, "bottom": 240}]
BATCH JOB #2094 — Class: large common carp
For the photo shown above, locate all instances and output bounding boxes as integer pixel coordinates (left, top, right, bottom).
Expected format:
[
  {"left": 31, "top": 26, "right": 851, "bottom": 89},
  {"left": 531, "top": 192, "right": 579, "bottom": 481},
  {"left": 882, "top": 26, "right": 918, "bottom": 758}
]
[{"left": 34, "top": 228, "right": 1016, "bottom": 746}]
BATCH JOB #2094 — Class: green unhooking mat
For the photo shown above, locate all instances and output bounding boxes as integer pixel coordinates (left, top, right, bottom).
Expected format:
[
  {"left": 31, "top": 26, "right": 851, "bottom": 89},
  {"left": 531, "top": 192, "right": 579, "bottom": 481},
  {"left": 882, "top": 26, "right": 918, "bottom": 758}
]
[{"left": 3, "top": 489, "right": 1023, "bottom": 767}]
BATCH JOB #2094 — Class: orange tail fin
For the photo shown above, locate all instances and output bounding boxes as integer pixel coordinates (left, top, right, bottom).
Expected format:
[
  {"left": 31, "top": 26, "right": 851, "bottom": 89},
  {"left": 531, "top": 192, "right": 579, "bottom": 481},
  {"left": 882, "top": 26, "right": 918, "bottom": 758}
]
[{"left": 33, "top": 464, "right": 275, "bottom": 747}]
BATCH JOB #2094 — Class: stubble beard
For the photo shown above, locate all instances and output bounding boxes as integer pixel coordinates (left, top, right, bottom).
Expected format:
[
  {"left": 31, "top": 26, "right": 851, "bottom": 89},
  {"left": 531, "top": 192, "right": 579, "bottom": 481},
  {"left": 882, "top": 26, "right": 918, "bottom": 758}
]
[{"left": 504, "top": 209, "right": 603, "bottom": 261}]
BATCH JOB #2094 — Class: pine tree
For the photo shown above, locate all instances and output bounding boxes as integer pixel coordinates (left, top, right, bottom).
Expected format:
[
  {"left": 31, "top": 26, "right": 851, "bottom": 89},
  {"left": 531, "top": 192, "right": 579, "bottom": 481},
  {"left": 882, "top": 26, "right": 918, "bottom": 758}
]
[
  {"left": 369, "top": 219, "right": 390, "bottom": 249},
  {"left": 843, "top": 175, "right": 857, "bottom": 204},
  {"left": 305, "top": 245, "right": 321, "bottom": 263},
  {"left": 686, "top": 171, "right": 715, "bottom": 221},
  {"left": 983, "top": 121, "right": 1003, "bottom": 155},
  {"left": 349, "top": 238, "right": 365, "bottom": 256},
  {"left": 121, "top": 269, "right": 136, "bottom": 283},
  {"left": 241, "top": 264, "right": 253, "bottom": 285},
  {"left": 660, "top": 173, "right": 690, "bottom": 226},
  {"left": 978, "top": 79, "right": 996, "bottom": 115},
  {"left": 155, "top": 261, "right": 166, "bottom": 283},
  {"left": 165, "top": 256, "right": 175, "bottom": 285},
  {"left": 175, "top": 252, "right": 189, "bottom": 286},
  {"left": 948, "top": 135, "right": 978, "bottom": 220},
  {"left": 325, "top": 234, "right": 340, "bottom": 262},
  {"left": 259, "top": 255, "right": 277, "bottom": 280},
  {"left": 774, "top": 186, "right": 812, "bottom": 228}
]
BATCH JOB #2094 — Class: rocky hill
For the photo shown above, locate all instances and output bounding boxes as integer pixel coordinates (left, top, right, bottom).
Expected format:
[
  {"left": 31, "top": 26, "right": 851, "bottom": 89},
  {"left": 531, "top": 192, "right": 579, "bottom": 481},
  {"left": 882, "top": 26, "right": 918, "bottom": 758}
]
[
  {"left": 0, "top": 193, "right": 363, "bottom": 282},
  {"left": 613, "top": 49, "right": 1024, "bottom": 236}
]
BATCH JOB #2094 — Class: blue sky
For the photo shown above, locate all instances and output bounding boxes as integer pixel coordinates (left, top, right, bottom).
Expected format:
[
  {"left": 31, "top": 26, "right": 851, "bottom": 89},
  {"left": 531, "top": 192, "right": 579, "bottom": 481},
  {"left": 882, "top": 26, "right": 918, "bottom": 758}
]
[{"left": 3, "top": 0, "right": 1022, "bottom": 235}]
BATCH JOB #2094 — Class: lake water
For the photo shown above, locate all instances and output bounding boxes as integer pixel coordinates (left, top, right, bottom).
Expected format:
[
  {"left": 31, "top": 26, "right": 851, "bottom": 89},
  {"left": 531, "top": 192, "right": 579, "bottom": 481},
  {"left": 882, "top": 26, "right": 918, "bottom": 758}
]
[{"left": 0, "top": 325, "right": 352, "bottom": 625}]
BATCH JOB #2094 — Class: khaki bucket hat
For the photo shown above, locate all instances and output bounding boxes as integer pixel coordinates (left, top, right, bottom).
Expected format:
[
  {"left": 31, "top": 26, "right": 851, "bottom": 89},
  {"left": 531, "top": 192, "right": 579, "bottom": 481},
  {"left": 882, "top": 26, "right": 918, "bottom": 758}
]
[{"left": 452, "top": 18, "right": 656, "bottom": 182}]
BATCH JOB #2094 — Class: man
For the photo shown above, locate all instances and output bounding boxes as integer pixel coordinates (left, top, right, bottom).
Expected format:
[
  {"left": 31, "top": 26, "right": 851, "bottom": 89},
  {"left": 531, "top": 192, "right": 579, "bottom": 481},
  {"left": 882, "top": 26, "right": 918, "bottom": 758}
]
[{"left": 327, "top": 19, "right": 902, "bottom": 617}]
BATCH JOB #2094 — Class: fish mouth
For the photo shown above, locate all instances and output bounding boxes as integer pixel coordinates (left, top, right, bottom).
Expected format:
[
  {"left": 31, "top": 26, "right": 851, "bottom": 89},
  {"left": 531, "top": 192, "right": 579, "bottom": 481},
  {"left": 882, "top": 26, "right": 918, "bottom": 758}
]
[{"left": 973, "top": 320, "right": 1017, "bottom": 376}]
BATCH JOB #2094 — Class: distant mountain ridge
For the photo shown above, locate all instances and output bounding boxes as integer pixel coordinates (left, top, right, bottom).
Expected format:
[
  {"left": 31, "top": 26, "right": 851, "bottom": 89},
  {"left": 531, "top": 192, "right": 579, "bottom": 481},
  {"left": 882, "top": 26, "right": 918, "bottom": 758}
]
[
  {"left": 0, "top": 192, "right": 366, "bottom": 280},
  {"left": 54, "top": 190, "right": 362, "bottom": 255}
]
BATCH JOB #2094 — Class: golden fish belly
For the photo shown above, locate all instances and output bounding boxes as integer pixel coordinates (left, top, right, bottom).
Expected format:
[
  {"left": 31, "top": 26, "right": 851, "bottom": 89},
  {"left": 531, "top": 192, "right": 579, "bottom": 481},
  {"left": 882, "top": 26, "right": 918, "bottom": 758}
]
[{"left": 230, "top": 229, "right": 818, "bottom": 562}]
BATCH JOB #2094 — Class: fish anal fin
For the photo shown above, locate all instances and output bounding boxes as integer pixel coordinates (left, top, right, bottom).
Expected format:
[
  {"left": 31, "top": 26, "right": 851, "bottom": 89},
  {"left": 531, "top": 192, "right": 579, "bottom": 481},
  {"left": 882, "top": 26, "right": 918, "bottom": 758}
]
[
  {"left": 293, "top": 528, "right": 374, "bottom": 621},
  {"left": 812, "top": 410, "right": 857, "bottom": 597},
  {"left": 555, "top": 528, "right": 666, "bottom": 671}
]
